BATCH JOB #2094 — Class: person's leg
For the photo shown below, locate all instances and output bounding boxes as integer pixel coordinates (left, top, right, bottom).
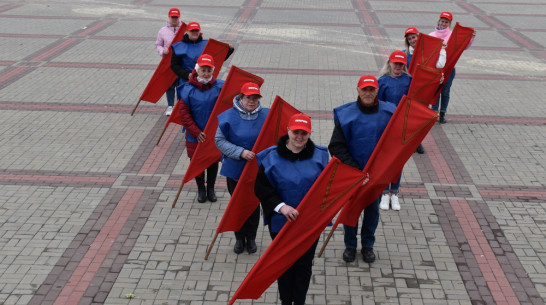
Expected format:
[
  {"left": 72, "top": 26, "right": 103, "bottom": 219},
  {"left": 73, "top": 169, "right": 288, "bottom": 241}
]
[
  {"left": 360, "top": 196, "right": 381, "bottom": 262},
  {"left": 292, "top": 239, "right": 319, "bottom": 305},
  {"left": 343, "top": 221, "right": 358, "bottom": 262},
  {"left": 194, "top": 172, "right": 206, "bottom": 203},
  {"left": 166, "top": 85, "right": 175, "bottom": 107},
  {"left": 228, "top": 178, "right": 245, "bottom": 253},
  {"left": 244, "top": 206, "right": 260, "bottom": 253},
  {"left": 206, "top": 162, "right": 219, "bottom": 202},
  {"left": 390, "top": 175, "right": 402, "bottom": 211},
  {"left": 439, "top": 68, "right": 456, "bottom": 123}
]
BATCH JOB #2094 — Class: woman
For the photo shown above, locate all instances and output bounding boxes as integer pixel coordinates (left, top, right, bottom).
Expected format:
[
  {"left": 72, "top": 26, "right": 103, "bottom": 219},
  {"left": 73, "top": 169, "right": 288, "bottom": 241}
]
[
  {"left": 255, "top": 113, "right": 329, "bottom": 305},
  {"left": 377, "top": 50, "right": 412, "bottom": 211},
  {"left": 429, "top": 11, "right": 475, "bottom": 123},
  {"left": 215, "top": 82, "right": 269, "bottom": 254},
  {"left": 178, "top": 54, "right": 223, "bottom": 203}
]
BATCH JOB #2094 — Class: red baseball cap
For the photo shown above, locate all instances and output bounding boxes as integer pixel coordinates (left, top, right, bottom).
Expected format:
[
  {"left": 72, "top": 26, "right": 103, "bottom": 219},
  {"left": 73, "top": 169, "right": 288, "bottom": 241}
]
[
  {"left": 288, "top": 113, "right": 312, "bottom": 133},
  {"left": 439, "top": 11, "right": 453, "bottom": 21},
  {"left": 187, "top": 22, "right": 201, "bottom": 31},
  {"left": 389, "top": 50, "right": 407, "bottom": 64},
  {"left": 241, "top": 82, "right": 262, "bottom": 97},
  {"left": 357, "top": 75, "right": 378, "bottom": 89},
  {"left": 168, "top": 8, "right": 180, "bottom": 17},
  {"left": 196, "top": 54, "right": 214, "bottom": 68},
  {"left": 404, "top": 26, "right": 419, "bottom": 36}
]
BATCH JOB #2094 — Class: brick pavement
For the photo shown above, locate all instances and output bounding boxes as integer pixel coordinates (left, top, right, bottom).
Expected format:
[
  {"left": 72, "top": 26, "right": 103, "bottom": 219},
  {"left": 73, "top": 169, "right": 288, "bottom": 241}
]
[{"left": 0, "top": 0, "right": 545, "bottom": 305}]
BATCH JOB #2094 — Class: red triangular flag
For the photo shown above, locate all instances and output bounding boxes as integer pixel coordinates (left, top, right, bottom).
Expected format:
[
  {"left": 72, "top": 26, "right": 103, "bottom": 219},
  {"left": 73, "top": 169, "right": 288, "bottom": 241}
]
[
  {"left": 336, "top": 96, "right": 438, "bottom": 227},
  {"left": 181, "top": 66, "right": 264, "bottom": 184},
  {"left": 229, "top": 157, "right": 366, "bottom": 304},
  {"left": 407, "top": 64, "right": 443, "bottom": 105},
  {"left": 216, "top": 96, "right": 300, "bottom": 233},
  {"left": 139, "top": 23, "right": 187, "bottom": 104},
  {"left": 407, "top": 33, "right": 443, "bottom": 76}
]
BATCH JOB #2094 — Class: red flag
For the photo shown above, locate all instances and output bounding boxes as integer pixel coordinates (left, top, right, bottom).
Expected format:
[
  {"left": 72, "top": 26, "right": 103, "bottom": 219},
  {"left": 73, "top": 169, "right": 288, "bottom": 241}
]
[
  {"left": 216, "top": 96, "right": 300, "bottom": 233},
  {"left": 444, "top": 23, "right": 475, "bottom": 75},
  {"left": 336, "top": 96, "right": 438, "bottom": 227},
  {"left": 181, "top": 66, "right": 264, "bottom": 184},
  {"left": 229, "top": 157, "right": 366, "bottom": 304},
  {"left": 163, "top": 39, "right": 232, "bottom": 127},
  {"left": 407, "top": 33, "right": 443, "bottom": 76},
  {"left": 139, "top": 23, "right": 187, "bottom": 104},
  {"left": 407, "top": 64, "right": 443, "bottom": 105}
]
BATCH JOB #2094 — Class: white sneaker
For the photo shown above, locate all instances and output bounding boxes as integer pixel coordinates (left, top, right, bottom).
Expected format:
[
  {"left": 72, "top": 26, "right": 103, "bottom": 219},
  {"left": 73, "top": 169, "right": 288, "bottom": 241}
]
[
  {"left": 379, "top": 194, "right": 390, "bottom": 210},
  {"left": 165, "top": 106, "right": 173, "bottom": 116},
  {"left": 391, "top": 194, "right": 400, "bottom": 211}
]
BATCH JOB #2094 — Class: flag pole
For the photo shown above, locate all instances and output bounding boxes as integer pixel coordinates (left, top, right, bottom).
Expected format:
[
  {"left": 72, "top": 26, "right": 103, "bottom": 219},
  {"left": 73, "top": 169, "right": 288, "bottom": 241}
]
[
  {"left": 317, "top": 222, "right": 339, "bottom": 258},
  {"left": 171, "top": 182, "right": 185, "bottom": 208},
  {"left": 131, "top": 99, "right": 141, "bottom": 116},
  {"left": 205, "top": 232, "right": 219, "bottom": 260},
  {"left": 156, "top": 124, "right": 168, "bottom": 145}
]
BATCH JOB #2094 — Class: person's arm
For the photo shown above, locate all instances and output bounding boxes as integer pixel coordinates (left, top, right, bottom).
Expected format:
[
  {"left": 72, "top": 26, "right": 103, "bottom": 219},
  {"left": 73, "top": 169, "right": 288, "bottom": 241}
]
[
  {"left": 170, "top": 52, "right": 191, "bottom": 81},
  {"left": 179, "top": 98, "right": 201, "bottom": 137},
  {"left": 255, "top": 164, "right": 285, "bottom": 223},
  {"left": 328, "top": 121, "right": 361, "bottom": 169},
  {"left": 155, "top": 29, "right": 166, "bottom": 56},
  {"left": 214, "top": 127, "right": 244, "bottom": 160},
  {"left": 436, "top": 48, "right": 446, "bottom": 68},
  {"left": 225, "top": 45, "right": 235, "bottom": 60}
]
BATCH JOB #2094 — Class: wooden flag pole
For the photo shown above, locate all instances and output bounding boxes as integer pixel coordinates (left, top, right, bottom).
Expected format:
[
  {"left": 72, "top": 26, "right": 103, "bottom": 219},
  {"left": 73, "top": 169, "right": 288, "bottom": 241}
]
[
  {"left": 156, "top": 124, "right": 169, "bottom": 145},
  {"left": 171, "top": 182, "right": 185, "bottom": 208},
  {"left": 205, "top": 232, "right": 219, "bottom": 260},
  {"left": 317, "top": 223, "right": 337, "bottom": 258},
  {"left": 131, "top": 100, "right": 142, "bottom": 116}
]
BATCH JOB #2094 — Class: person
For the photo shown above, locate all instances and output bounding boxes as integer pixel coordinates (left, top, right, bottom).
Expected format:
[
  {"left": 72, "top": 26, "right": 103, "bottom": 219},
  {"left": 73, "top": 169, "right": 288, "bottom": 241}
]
[
  {"left": 255, "top": 113, "right": 329, "bottom": 305},
  {"left": 155, "top": 8, "right": 182, "bottom": 116},
  {"left": 429, "top": 11, "right": 476, "bottom": 123},
  {"left": 328, "top": 75, "right": 395, "bottom": 263},
  {"left": 170, "top": 22, "right": 234, "bottom": 84},
  {"left": 377, "top": 50, "right": 412, "bottom": 210},
  {"left": 178, "top": 54, "right": 224, "bottom": 203},
  {"left": 215, "top": 83, "right": 269, "bottom": 254},
  {"left": 404, "top": 26, "right": 447, "bottom": 152}
]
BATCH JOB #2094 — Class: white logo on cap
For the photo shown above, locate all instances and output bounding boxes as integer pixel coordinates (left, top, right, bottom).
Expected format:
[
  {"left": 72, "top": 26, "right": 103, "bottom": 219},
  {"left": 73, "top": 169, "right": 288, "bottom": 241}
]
[
  {"left": 363, "top": 79, "right": 374, "bottom": 82},
  {"left": 295, "top": 119, "right": 308, "bottom": 124},
  {"left": 248, "top": 86, "right": 258, "bottom": 90},
  {"left": 201, "top": 58, "right": 211, "bottom": 62},
  {"left": 395, "top": 55, "right": 405, "bottom": 58}
]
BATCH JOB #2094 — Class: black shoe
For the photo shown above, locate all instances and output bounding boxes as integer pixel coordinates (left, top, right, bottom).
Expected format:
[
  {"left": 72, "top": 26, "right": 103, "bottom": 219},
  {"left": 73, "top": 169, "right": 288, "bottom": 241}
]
[
  {"left": 416, "top": 144, "right": 425, "bottom": 154},
  {"left": 343, "top": 248, "right": 356, "bottom": 262},
  {"left": 247, "top": 240, "right": 257, "bottom": 254},
  {"left": 361, "top": 247, "right": 376, "bottom": 263},
  {"left": 234, "top": 239, "right": 245, "bottom": 254},
  {"left": 197, "top": 188, "right": 206, "bottom": 203},
  {"left": 439, "top": 112, "right": 447, "bottom": 124},
  {"left": 207, "top": 186, "right": 217, "bottom": 202}
]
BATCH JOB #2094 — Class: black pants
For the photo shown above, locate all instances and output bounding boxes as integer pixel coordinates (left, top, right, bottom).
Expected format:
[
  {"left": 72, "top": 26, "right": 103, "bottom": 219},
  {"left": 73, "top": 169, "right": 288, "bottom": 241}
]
[
  {"left": 227, "top": 177, "right": 260, "bottom": 241},
  {"left": 270, "top": 229, "right": 318, "bottom": 305}
]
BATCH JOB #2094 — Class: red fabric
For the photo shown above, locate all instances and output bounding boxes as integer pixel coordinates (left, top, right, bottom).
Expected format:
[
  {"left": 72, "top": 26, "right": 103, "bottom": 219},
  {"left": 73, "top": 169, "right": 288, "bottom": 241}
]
[
  {"left": 139, "top": 23, "right": 186, "bottom": 103},
  {"left": 181, "top": 66, "right": 264, "bottom": 184},
  {"left": 407, "top": 33, "right": 443, "bottom": 76},
  {"left": 336, "top": 96, "right": 438, "bottom": 227},
  {"left": 407, "top": 64, "right": 443, "bottom": 105},
  {"left": 163, "top": 38, "right": 231, "bottom": 127},
  {"left": 444, "top": 23, "right": 475, "bottom": 78},
  {"left": 216, "top": 96, "right": 300, "bottom": 233},
  {"left": 229, "top": 157, "right": 366, "bottom": 304}
]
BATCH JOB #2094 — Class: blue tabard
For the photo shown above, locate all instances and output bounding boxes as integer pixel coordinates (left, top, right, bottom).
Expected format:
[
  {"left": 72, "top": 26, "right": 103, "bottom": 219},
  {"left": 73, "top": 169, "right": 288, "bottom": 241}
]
[
  {"left": 333, "top": 101, "right": 395, "bottom": 170},
  {"left": 257, "top": 145, "right": 329, "bottom": 232},
  {"left": 377, "top": 73, "right": 412, "bottom": 106},
  {"left": 171, "top": 40, "right": 208, "bottom": 71},
  {"left": 177, "top": 79, "right": 225, "bottom": 143},
  {"left": 217, "top": 107, "right": 269, "bottom": 179}
]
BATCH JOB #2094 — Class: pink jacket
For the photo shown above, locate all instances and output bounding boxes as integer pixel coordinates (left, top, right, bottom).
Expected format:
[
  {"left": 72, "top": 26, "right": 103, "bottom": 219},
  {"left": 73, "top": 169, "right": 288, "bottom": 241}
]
[
  {"left": 155, "top": 21, "right": 182, "bottom": 56},
  {"left": 430, "top": 26, "right": 474, "bottom": 49}
]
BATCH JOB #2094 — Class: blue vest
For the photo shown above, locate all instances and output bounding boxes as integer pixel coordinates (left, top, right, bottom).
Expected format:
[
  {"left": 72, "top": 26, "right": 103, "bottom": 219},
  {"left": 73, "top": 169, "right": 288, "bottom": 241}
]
[
  {"left": 378, "top": 74, "right": 412, "bottom": 106},
  {"left": 171, "top": 40, "right": 208, "bottom": 71},
  {"left": 177, "top": 80, "right": 225, "bottom": 143},
  {"left": 257, "top": 145, "right": 329, "bottom": 232},
  {"left": 217, "top": 107, "right": 269, "bottom": 179},
  {"left": 333, "top": 101, "right": 395, "bottom": 169}
]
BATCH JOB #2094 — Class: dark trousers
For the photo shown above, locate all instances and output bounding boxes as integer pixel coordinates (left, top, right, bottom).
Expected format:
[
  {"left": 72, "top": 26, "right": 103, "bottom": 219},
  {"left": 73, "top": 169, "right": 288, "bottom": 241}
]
[
  {"left": 270, "top": 229, "right": 318, "bottom": 305},
  {"left": 227, "top": 177, "right": 260, "bottom": 241}
]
